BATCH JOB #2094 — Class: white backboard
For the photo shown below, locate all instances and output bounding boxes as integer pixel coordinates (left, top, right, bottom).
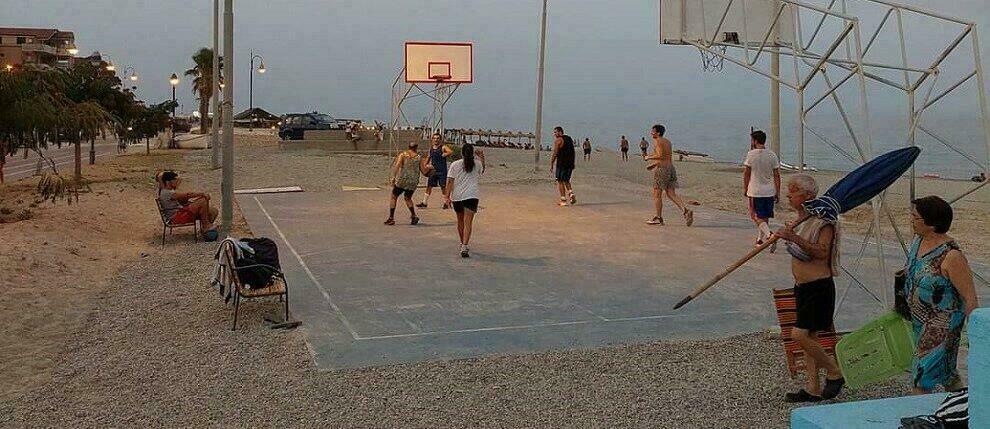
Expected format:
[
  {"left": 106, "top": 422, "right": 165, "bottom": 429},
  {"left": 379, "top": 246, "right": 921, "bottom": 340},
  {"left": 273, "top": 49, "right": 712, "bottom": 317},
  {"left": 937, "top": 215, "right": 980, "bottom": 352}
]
[
  {"left": 660, "top": 0, "right": 796, "bottom": 47},
  {"left": 405, "top": 42, "right": 473, "bottom": 84}
]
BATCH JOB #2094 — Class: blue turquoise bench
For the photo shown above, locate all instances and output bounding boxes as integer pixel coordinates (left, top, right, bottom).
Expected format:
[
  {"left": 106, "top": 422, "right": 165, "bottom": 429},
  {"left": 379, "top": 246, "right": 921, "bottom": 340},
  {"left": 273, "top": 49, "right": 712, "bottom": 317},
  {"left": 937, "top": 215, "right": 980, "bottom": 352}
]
[{"left": 791, "top": 308, "right": 988, "bottom": 429}]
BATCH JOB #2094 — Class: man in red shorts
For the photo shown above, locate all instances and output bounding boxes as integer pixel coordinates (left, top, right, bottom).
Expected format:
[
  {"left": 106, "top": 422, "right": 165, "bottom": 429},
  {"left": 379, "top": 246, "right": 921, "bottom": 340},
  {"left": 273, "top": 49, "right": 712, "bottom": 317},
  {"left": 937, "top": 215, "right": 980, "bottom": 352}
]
[{"left": 158, "top": 171, "right": 219, "bottom": 239}]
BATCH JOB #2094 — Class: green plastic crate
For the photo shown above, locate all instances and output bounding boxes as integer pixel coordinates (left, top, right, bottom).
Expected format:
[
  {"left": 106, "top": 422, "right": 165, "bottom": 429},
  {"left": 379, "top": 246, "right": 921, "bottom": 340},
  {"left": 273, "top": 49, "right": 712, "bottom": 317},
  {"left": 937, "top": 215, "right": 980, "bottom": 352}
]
[{"left": 836, "top": 312, "right": 916, "bottom": 389}]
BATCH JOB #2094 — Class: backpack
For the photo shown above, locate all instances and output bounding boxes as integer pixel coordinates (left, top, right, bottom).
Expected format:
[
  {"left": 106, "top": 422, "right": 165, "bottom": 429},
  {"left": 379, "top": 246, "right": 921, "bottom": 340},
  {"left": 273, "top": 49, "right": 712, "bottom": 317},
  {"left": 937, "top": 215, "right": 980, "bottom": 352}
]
[{"left": 235, "top": 238, "right": 281, "bottom": 289}]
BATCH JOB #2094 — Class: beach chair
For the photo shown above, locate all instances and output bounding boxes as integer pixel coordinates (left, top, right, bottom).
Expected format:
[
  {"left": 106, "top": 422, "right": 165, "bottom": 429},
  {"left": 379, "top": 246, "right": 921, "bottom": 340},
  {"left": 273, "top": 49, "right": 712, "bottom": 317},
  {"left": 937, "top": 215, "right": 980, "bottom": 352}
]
[
  {"left": 218, "top": 240, "right": 289, "bottom": 331},
  {"left": 772, "top": 288, "right": 843, "bottom": 378},
  {"left": 155, "top": 198, "right": 199, "bottom": 247}
]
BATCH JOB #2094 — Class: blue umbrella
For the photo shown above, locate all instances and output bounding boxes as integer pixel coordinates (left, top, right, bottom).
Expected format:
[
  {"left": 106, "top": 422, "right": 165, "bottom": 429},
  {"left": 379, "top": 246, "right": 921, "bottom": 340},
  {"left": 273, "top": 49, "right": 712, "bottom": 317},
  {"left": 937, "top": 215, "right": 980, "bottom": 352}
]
[{"left": 673, "top": 146, "right": 921, "bottom": 310}]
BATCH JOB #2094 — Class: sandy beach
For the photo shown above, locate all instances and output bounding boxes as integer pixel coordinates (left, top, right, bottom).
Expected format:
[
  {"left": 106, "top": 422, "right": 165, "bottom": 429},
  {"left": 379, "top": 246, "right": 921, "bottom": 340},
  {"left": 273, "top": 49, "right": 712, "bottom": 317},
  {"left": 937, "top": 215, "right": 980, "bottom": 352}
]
[{"left": 1, "top": 133, "right": 987, "bottom": 427}]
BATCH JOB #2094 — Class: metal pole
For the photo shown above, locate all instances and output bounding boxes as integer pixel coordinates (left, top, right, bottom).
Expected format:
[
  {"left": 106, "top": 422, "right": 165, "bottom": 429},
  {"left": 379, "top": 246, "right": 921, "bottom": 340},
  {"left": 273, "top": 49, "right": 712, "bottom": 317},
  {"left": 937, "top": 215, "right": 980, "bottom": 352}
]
[
  {"left": 221, "top": 0, "right": 234, "bottom": 235},
  {"left": 171, "top": 85, "right": 177, "bottom": 149},
  {"left": 896, "top": 9, "right": 915, "bottom": 199},
  {"left": 771, "top": 48, "right": 781, "bottom": 156},
  {"left": 249, "top": 50, "right": 254, "bottom": 131},
  {"left": 211, "top": 0, "right": 220, "bottom": 169},
  {"left": 971, "top": 26, "right": 990, "bottom": 179},
  {"left": 534, "top": 0, "right": 548, "bottom": 171}
]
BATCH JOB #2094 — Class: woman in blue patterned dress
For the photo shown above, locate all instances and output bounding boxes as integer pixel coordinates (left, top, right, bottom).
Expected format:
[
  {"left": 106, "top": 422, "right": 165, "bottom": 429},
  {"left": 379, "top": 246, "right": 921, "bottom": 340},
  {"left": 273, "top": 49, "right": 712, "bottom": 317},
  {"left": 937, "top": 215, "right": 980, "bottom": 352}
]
[{"left": 905, "top": 196, "right": 980, "bottom": 394}]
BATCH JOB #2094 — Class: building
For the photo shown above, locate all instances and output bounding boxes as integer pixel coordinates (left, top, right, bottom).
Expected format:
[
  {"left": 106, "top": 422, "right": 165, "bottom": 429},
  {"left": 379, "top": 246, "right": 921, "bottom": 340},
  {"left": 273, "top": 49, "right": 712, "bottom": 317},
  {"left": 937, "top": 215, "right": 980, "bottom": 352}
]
[{"left": 0, "top": 27, "right": 77, "bottom": 69}]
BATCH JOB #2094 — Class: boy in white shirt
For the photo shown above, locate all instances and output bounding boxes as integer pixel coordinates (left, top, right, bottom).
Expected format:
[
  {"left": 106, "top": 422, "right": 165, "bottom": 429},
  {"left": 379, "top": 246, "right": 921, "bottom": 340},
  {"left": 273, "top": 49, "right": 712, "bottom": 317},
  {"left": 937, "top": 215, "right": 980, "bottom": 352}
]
[{"left": 743, "top": 130, "right": 781, "bottom": 249}]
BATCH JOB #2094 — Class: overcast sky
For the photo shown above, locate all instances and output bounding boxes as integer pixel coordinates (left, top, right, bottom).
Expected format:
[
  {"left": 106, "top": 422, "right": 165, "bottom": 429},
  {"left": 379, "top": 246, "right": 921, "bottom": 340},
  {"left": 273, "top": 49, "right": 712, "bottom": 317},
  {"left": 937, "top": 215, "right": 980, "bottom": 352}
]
[{"left": 8, "top": 0, "right": 990, "bottom": 171}]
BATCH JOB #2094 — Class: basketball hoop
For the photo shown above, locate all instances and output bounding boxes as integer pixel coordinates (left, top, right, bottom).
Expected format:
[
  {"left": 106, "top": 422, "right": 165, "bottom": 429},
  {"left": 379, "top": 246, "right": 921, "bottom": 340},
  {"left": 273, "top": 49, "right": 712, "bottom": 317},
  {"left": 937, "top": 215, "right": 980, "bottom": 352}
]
[
  {"left": 430, "top": 74, "right": 452, "bottom": 82},
  {"left": 698, "top": 45, "right": 727, "bottom": 73}
]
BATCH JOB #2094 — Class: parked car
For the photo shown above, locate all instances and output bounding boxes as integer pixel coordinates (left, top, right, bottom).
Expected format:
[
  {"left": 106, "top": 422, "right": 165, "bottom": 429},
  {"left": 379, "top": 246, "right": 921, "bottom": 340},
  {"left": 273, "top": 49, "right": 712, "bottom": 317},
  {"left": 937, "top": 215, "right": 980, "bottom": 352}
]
[{"left": 277, "top": 113, "right": 340, "bottom": 140}]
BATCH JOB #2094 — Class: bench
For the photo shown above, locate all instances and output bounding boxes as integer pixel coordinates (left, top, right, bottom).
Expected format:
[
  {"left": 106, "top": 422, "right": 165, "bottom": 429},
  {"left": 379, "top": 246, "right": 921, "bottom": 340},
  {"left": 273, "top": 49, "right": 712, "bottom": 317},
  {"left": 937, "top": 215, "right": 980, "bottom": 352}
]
[
  {"left": 218, "top": 240, "right": 290, "bottom": 331},
  {"left": 155, "top": 198, "right": 199, "bottom": 246}
]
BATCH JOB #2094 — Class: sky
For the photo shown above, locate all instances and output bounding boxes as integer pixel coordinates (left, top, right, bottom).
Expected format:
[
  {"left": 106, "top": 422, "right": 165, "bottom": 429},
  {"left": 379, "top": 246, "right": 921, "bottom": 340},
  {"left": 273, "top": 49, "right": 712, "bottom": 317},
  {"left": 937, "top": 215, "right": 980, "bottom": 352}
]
[{"left": 7, "top": 0, "right": 990, "bottom": 174}]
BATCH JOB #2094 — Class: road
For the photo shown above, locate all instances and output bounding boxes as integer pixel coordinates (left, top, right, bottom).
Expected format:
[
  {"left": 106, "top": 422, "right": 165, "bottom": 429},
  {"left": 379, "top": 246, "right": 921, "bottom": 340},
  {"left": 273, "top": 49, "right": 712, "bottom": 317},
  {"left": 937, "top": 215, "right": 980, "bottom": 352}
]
[{"left": 2, "top": 143, "right": 119, "bottom": 183}]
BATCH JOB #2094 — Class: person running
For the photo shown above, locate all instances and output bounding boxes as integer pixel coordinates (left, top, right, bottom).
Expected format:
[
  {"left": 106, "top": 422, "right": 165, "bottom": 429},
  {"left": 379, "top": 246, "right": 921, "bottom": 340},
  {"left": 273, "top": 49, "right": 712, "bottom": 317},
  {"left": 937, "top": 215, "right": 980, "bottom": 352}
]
[
  {"left": 417, "top": 132, "right": 453, "bottom": 210},
  {"left": 582, "top": 138, "right": 593, "bottom": 161},
  {"left": 444, "top": 143, "right": 486, "bottom": 258},
  {"left": 639, "top": 137, "right": 649, "bottom": 157},
  {"left": 384, "top": 142, "right": 422, "bottom": 226},
  {"left": 774, "top": 174, "right": 844, "bottom": 403},
  {"left": 620, "top": 136, "right": 630, "bottom": 161},
  {"left": 645, "top": 124, "right": 693, "bottom": 226},
  {"left": 743, "top": 130, "right": 781, "bottom": 250},
  {"left": 550, "top": 126, "right": 577, "bottom": 206}
]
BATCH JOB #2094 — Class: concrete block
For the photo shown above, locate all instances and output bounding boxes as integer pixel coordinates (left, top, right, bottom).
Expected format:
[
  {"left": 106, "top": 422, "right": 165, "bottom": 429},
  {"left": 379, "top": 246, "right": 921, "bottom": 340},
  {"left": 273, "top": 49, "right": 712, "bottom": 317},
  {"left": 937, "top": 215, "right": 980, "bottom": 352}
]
[
  {"left": 791, "top": 394, "right": 947, "bottom": 429},
  {"left": 969, "top": 308, "right": 989, "bottom": 426}
]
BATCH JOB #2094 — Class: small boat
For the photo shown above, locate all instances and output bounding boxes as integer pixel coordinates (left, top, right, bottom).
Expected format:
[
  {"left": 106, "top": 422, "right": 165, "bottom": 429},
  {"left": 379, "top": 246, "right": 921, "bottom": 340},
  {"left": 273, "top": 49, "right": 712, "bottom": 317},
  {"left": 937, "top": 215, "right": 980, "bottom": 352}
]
[
  {"left": 780, "top": 161, "right": 819, "bottom": 172},
  {"left": 923, "top": 172, "right": 941, "bottom": 179},
  {"left": 673, "top": 150, "right": 715, "bottom": 163}
]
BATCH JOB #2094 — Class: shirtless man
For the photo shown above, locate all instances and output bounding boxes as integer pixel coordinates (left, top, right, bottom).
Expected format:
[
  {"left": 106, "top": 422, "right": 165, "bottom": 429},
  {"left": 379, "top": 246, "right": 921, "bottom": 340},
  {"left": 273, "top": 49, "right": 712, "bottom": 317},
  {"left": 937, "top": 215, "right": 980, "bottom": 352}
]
[
  {"left": 582, "top": 138, "right": 593, "bottom": 161},
  {"left": 639, "top": 137, "right": 649, "bottom": 157},
  {"left": 645, "top": 124, "right": 693, "bottom": 226},
  {"left": 619, "top": 136, "right": 630, "bottom": 161},
  {"left": 774, "top": 174, "right": 844, "bottom": 402}
]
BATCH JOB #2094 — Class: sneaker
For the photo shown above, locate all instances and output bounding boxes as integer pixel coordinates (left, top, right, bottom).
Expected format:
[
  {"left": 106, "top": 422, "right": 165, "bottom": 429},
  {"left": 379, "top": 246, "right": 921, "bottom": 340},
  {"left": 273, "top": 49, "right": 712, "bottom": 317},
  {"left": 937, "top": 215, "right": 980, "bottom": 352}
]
[
  {"left": 558, "top": 200, "right": 569, "bottom": 207},
  {"left": 684, "top": 209, "right": 694, "bottom": 227},
  {"left": 415, "top": 202, "right": 428, "bottom": 208},
  {"left": 647, "top": 217, "right": 664, "bottom": 225},
  {"left": 442, "top": 203, "right": 450, "bottom": 210},
  {"left": 460, "top": 246, "right": 470, "bottom": 258},
  {"left": 411, "top": 216, "right": 420, "bottom": 225},
  {"left": 569, "top": 193, "right": 577, "bottom": 205},
  {"left": 784, "top": 389, "right": 823, "bottom": 403},
  {"left": 384, "top": 218, "right": 395, "bottom": 226},
  {"left": 821, "top": 377, "right": 845, "bottom": 400}
]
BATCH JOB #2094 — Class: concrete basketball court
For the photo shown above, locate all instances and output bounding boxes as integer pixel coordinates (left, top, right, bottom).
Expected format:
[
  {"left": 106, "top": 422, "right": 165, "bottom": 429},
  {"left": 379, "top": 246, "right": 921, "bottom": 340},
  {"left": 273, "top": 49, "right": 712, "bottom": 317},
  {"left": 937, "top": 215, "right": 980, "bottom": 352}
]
[{"left": 238, "top": 182, "right": 990, "bottom": 370}]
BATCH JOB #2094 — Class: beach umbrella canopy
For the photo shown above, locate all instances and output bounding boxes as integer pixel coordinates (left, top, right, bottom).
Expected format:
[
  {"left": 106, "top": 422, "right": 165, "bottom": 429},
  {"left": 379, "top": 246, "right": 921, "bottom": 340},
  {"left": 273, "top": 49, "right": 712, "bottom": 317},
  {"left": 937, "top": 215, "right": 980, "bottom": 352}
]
[{"left": 673, "top": 146, "right": 922, "bottom": 310}]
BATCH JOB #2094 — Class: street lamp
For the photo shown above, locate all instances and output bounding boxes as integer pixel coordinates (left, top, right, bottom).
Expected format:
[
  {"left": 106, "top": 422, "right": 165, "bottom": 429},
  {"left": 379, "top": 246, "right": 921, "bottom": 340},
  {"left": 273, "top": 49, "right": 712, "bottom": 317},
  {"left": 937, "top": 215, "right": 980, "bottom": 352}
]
[
  {"left": 4, "top": 64, "right": 12, "bottom": 72},
  {"left": 169, "top": 73, "right": 180, "bottom": 149},
  {"left": 105, "top": 61, "right": 116, "bottom": 72},
  {"left": 121, "top": 66, "right": 139, "bottom": 82},
  {"left": 249, "top": 50, "right": 266, "bottom": 130}
]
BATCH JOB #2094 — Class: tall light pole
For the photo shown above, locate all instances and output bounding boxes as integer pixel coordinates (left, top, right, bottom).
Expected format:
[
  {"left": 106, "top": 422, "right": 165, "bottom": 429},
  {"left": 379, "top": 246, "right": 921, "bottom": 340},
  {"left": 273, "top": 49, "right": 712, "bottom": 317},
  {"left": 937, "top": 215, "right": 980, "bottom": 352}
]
[
  {"left": 221, "top": 0, "right": 235, "bottom": 235},
  {"left": 249, "top": 50, "right": 265, "bottom": 131},
  {"left": 534, "top": 0, "right": 549, "bottom": 171},
  {"left": 211, "top": 0, "right": 221, "bottom": 169},
  {"left": 170, "top": 73, "right": 180, "bottom": 150}
]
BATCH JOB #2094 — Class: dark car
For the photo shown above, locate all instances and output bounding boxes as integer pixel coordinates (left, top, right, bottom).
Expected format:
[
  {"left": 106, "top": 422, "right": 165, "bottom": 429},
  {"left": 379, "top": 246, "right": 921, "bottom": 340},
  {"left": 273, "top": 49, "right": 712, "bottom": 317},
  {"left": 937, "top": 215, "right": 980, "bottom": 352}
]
[{"left": 278, "top": 113, "right": 340, "bottom": 140}]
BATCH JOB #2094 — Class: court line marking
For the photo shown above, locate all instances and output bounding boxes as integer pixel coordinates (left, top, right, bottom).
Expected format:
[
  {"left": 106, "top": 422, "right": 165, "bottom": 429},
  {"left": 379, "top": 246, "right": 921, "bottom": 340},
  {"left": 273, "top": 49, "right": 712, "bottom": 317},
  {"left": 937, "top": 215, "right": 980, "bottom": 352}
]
[
  {"left": 254, "top": 196, "right": 361, "bottom": 340},
  {"left": 354, "top": 310, "right": 748, "bottom": 341}
]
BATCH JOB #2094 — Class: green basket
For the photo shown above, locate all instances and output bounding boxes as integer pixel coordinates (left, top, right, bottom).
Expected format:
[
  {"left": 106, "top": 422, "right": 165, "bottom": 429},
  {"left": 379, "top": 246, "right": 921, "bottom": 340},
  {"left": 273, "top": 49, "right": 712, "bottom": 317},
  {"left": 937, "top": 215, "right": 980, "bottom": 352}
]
[{"left": 836, "top": 312, "right": 916, "bottom": 389}]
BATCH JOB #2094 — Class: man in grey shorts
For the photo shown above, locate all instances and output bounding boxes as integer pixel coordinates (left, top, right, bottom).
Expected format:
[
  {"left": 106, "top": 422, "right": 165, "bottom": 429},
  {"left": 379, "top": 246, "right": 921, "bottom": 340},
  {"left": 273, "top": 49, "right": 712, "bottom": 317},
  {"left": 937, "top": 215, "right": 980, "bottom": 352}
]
[{"left": 645, "top": 124, "right": 693, "bottom": 226}]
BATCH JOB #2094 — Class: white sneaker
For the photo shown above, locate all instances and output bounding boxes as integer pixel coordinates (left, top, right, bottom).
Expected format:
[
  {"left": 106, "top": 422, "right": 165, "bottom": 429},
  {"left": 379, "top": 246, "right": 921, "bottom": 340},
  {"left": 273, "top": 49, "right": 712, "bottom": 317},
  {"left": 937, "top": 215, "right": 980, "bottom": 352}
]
[
  {"left": 558, "top": 199, "right": 569, "bottom": 207},
  {"left": 460, "top": 245, "right": 470, "bottom": 258}
]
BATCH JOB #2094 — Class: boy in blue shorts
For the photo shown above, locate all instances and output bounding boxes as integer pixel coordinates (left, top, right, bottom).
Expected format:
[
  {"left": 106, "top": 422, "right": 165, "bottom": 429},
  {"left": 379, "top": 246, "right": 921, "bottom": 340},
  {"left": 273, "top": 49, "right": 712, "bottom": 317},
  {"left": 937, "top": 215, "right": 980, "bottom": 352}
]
[{"left": 743, "top": 130, "right": 781, "bottom": 250}]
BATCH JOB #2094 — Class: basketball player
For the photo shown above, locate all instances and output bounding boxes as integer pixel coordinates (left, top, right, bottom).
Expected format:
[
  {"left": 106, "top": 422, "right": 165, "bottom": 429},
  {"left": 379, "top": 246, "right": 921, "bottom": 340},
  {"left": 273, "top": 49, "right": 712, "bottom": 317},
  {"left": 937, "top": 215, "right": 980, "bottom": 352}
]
[
  {"left": 743, "top": 130, "right": 781, "bottom": 250},
  {"left": 645, "top": 124, "right": 693, "bottom": 226},
  {"left": 550, "top": 126, "right": 577, "bottom": 206},
  {"left": 418, "top": 132, "right": 453, "bottom": 209}
]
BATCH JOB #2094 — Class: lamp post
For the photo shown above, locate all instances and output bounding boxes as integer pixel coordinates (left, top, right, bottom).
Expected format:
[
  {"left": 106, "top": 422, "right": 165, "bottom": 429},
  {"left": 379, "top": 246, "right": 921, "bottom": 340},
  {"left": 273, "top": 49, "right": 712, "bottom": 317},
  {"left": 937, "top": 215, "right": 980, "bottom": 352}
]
[
  {"left": 211, "top": 0, "right": 221, "bottom": 169},
  {"left": 169, "top": 73, "right": 180, "bottom": 150},
  {"left": 121, "top": 66, "right": 139, "bottom": 85},
  {"left": 533, "top": 0, "right": 549, "bottom": 171},
  {"left": 249, "top": 50, "right": 265, "bottom": 131},
  {"left": 221, "top": 0, "right": 235, "bottom": 235}
]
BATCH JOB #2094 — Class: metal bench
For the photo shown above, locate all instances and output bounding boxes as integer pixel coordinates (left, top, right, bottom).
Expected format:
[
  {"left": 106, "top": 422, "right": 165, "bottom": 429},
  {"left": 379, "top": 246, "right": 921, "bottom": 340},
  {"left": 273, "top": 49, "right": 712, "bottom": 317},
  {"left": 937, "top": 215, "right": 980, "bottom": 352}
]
[{"left": 218, "top": 240, "right": 290, "bottom": 331}]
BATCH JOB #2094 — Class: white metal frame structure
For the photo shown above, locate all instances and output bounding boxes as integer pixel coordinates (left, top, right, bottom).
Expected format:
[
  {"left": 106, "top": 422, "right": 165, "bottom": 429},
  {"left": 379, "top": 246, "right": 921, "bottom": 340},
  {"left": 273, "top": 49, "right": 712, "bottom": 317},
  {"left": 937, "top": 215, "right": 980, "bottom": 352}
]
[{"left": 660, "top": 0, "right": 990, "bottom": 308}]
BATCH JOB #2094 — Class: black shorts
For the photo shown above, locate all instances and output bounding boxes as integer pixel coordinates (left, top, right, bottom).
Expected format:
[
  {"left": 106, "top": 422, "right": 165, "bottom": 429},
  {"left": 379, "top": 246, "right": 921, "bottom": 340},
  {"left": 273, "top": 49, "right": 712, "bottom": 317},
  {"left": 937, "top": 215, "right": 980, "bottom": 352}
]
[
  {"left": 555, "top": 167, "right": 574, "bottom": 182},
  {"left": 452, "top": 198, "right": 479, "bottom": 213},
  {"left": 583, "top": 149, "right": 592, "bottom": 155},
  {"left": 621, "top": 148, "right": 629, "bottom": 153},
  {"left": 391, "top": 186, "right": 415, "bottom": 198},
  {"left": 794, "top": 277, "right": 836, "bottom": 333},
  {"left": 427, "top": 175, "right": 447, "bottom": 188}
]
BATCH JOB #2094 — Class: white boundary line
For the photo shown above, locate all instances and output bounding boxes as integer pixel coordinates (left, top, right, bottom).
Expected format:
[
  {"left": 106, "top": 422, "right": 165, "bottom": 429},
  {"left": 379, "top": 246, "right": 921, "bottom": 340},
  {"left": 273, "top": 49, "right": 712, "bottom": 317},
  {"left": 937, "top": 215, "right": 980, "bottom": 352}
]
[{"left": 254, "top": 196, "right": 361, "bottom": 340}]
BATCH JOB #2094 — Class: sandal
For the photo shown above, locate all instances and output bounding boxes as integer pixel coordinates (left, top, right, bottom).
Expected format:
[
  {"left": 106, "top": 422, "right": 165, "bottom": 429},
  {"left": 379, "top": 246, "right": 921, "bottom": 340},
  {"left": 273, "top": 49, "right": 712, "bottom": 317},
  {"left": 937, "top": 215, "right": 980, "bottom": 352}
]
[
  {"left": 384, "top": 218, "right": 395, "bottom": 226},
  {"left": 684, "top": 209, "right": 694, "bottom": 227},
  {"left": 784, "top": 389, "right": 823, "bottom": 403},
  {"left": 821, "top": 377, "right": 845, "bottom": 400},
  {"left": 647, "top": 217, "right": 664, "bottom": 225}
]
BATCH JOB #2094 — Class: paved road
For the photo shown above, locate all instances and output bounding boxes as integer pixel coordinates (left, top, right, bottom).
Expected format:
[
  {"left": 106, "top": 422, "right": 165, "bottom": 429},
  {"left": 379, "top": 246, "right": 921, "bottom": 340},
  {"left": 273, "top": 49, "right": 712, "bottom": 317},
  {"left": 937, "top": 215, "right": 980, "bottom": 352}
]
[{"left": 3, "top": 143, "right": 119, "bottom": 182}]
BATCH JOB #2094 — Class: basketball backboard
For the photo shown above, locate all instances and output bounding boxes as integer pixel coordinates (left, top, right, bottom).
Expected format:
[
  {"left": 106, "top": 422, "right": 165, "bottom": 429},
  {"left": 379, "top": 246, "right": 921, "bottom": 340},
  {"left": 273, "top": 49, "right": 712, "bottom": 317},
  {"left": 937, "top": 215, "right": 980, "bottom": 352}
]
[
  {"left": 659, "top": 0, "right": 796, "bottom": 47},
  {"left": 405, "top": 42, "right": 473, "bottom": 84}
]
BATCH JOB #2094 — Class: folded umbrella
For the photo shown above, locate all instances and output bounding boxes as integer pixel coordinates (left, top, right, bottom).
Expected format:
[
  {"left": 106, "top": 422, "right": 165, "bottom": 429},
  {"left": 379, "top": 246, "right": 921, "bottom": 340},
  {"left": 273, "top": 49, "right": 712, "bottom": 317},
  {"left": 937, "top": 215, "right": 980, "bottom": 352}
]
[{"left": 673, "top": 146, "right": 922, "bottom": 310}]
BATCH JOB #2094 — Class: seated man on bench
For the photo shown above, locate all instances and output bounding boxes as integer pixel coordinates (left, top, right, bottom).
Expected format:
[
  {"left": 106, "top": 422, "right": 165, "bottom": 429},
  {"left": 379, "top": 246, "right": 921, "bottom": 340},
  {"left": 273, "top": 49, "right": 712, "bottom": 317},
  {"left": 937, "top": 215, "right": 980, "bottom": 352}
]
[{"left": 158, "top": 171, "right": 219, "bottom": 240}]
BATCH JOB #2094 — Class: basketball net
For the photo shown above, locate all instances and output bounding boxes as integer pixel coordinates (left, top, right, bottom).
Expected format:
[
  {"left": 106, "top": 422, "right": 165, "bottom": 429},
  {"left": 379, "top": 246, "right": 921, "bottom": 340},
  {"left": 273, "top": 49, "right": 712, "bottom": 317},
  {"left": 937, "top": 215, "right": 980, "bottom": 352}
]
[{"left": 698, "top": 46, "right": 727, "bottom": 73}]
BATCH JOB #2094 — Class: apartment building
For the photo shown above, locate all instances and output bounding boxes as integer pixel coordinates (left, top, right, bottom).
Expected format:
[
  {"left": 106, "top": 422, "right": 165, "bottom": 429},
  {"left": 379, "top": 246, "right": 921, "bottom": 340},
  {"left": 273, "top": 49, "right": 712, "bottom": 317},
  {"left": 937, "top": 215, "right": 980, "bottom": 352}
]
[{"left": 0, "top": 27, "right": 77, "bottom": 69}]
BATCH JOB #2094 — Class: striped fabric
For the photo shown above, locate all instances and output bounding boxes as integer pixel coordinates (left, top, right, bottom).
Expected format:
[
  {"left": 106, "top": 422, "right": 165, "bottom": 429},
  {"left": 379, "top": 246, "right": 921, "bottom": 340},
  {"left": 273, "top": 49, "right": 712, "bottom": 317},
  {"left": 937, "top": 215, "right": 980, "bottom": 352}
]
[
  {"left": 934, "top": 388, "right": 969, "bottom": 428},
  {"left": 773, "top": 288, "right": 842, "bottom": 378}
]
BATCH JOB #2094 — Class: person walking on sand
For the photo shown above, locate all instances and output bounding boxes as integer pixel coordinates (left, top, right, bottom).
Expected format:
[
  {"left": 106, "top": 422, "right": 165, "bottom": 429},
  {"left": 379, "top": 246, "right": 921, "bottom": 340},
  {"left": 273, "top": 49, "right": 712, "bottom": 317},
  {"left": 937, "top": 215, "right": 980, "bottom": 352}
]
[
  {"left": 743, "top": 130, "right": 781, "bottom": 250},
  {"left": 582, "top": 138, "right": 593, "bottom": 161},
  {"left": 384, "top": 142, "right": 422, "bottom": 226},
  {"left": 417, "top": 132, "right": 453, "bottom": 210},
  {"left": 444, "top": 143, "right": 486, "bottom": 258},
  {"left": 639, "top": 137, "right": 649, "bottom": 157},
  {"left": 620, "top": 136, "right": 630, "bottom": 161},
  {"left": 774, "top": 174, "right": 845, "bottom": 403},
  {"left": 550, "top": 126, "right": 577, "bottom": 206},
  {"left": 645, "top": 124, "right": 693, "bottom": 226}
]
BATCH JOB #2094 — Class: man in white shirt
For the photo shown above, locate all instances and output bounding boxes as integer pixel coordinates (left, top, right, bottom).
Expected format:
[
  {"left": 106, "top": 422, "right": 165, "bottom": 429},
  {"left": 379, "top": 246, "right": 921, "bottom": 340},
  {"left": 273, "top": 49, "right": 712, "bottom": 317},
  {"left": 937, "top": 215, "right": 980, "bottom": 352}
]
[{"left": 743, "top": 130, "right": 781, "bottom": 248}]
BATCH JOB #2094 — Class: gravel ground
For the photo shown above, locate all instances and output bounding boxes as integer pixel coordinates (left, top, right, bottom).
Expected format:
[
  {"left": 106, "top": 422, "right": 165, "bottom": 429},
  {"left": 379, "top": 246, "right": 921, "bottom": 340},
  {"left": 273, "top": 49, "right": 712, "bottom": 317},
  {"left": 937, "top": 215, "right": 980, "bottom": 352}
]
[{"left": 1, "top": 241, "right": 910, "bottom": 428}]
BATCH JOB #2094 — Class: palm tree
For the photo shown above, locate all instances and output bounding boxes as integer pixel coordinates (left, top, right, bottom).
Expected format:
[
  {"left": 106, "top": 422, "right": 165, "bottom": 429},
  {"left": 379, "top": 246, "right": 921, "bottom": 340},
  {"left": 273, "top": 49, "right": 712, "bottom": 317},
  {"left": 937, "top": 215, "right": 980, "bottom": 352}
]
[{"left": 185, "top": 48, "right": 217, "bottom": 134}]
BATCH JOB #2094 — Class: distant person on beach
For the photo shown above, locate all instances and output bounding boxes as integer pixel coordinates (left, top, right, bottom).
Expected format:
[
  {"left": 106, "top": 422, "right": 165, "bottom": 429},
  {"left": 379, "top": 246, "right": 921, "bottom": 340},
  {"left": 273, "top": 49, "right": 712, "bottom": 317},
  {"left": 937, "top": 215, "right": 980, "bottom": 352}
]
[
  {"left": 582, "top": 138, "right": 593, "bottom": 161},
  {"left": 773, "top": 174, "right": 844, "bottom": 403},
  {"left": 640, "top": 137, "right": 649, "bottom": 157},
  {"left": 384, "top": 142, "right": 422, "bottom": 226},
  {"left": 550, "top": 126, "right": 577, "bottom": 206},
  {"left": 157, "top": 171, "right": 219, "bottom": 240},
  {"left": 645, "top": 124, "right": 693, "bottom": 226},
  {"left": 444, "top": 143, "right": 486, "bottom": 258},
  {"left": 973, "top": 172, "right": 987, "bottom": 182},
  {"left": 743, "top": 130, "right": 781, "bottom": 250},
  {"left": 418, "top": 133, "right": 453, "bottom": 210},
  {"left": 620, "top": 136, "right": 630, "bottom": 161}
]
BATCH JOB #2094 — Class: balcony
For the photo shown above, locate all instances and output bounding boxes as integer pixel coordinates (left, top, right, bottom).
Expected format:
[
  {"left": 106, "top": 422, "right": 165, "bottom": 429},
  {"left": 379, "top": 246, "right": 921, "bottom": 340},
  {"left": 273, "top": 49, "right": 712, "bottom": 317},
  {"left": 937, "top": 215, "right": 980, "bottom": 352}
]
[{"left": 21, "top": 43, "right": 57, "bottom": 55}]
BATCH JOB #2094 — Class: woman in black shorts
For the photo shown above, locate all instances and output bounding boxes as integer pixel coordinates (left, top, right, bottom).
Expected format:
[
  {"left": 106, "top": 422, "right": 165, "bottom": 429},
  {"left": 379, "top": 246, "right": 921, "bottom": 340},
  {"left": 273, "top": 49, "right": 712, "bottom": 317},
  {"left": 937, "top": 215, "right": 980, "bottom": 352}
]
[{"left": 444, "top": 144, "right": 485, "bottom": 258}]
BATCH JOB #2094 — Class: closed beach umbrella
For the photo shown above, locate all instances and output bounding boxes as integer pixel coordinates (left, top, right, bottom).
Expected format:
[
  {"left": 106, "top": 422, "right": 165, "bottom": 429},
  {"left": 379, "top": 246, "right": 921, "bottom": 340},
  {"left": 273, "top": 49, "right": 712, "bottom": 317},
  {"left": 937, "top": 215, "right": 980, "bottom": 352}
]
[{"left": 674, "top": 146, "right": 922, "bottom": 310}]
